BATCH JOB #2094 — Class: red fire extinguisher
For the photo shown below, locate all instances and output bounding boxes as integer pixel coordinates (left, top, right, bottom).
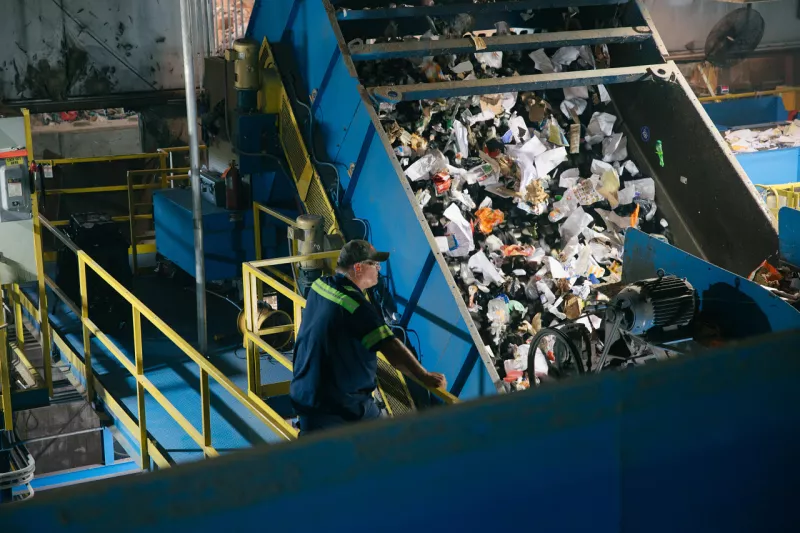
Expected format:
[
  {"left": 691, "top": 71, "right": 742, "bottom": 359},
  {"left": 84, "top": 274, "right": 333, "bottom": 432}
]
[{"left": 224, "top": 160, "right": 242, "bottom": 210}]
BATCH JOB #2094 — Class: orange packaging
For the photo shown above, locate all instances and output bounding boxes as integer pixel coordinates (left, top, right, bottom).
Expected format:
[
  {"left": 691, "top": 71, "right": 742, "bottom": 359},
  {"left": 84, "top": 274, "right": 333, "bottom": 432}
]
[{"left": 475, "top": 207, "right": 505, "bottom": 234}]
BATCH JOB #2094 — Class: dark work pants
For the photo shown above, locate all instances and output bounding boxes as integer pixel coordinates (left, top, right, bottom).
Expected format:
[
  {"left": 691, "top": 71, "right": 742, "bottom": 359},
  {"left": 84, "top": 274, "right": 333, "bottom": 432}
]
[{"left": 298, "top": 400, "right": 380, "bottom": 437}]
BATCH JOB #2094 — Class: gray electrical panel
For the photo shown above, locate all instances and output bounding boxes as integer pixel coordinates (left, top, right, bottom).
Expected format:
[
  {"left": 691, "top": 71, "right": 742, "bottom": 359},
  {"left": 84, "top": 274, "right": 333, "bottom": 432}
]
[{"left": 0, "top": 154, "right": 31, "bottom": 222}]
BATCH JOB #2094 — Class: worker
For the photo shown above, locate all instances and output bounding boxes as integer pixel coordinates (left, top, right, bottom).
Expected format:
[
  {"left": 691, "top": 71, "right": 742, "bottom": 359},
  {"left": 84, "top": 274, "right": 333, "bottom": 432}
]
[{"left": 290, "top": 239, "right": 447, "bottom": 435}]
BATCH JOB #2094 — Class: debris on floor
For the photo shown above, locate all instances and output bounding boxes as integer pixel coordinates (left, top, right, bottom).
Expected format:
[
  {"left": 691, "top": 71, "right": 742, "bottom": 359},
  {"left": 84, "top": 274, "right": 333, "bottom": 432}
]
[
  {"left": 371, "top": 36, "right": 673, "bottom": 390},
  {"left": 723, "top": 120, "right": 800, "bottom": 153}
]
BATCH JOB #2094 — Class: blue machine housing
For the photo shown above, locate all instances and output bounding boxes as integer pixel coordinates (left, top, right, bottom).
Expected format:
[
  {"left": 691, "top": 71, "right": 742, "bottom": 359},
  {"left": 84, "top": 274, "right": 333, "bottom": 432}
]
[
  {"left": 248, "top": 0, "right": 782, "bottom": 400},
  {"left": 154, "top": 189, "right": 256, "bottom": 282}
]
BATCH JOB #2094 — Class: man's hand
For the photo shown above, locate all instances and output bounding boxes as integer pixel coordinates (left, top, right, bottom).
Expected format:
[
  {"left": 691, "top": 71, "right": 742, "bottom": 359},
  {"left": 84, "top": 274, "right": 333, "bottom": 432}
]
[{"left": 419, "top": 371, "right": 447, "bottom": 390}]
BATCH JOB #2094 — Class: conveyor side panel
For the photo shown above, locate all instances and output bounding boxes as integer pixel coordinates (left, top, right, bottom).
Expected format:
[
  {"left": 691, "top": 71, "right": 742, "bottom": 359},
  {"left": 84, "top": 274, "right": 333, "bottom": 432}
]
[{"left": 252, "top": 3, "right": 502, "bottom": 399}]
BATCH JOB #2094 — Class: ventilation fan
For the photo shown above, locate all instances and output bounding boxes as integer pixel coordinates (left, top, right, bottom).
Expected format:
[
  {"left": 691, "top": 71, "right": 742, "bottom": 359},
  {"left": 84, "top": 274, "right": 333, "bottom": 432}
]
[{"left": 704, "top": 5, "right": 766, "bottom": 67}]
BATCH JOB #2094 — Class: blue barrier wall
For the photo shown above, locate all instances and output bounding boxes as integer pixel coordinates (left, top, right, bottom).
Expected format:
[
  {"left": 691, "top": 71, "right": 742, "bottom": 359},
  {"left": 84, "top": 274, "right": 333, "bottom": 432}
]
[
  {"left": 702, "top": 96, "right": 789, "bottom": 131},
  {"left": 736, "top": 147, "right": 800, "bottom": 186}
]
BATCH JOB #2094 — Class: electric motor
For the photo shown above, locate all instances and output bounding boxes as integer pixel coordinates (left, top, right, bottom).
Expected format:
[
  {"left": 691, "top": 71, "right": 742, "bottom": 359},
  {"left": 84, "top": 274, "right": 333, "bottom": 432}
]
[{"left": 609, "top": 275, "right": 696, "bottom": 335}]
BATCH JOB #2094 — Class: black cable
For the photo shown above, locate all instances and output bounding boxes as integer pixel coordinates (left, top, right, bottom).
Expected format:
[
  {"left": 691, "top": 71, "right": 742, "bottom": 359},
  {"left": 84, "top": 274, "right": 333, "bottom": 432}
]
[{"left": 527, "top": 327, "right": 585, "bottom": 379}]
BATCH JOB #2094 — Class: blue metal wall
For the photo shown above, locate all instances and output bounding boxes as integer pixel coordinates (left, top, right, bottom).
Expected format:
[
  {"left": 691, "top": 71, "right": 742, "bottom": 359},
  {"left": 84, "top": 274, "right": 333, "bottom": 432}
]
[
  {"left": 249, "top": 0, "right": 499, "bottom": 398},
  {"left": 702, "top": 96, "right": 789, "bottom": 131},
  {"left": 4, "top": 328, "right": 800, "bottom": 532},
  {"left": 736, "top": 147, "right": 800, "bottom": 186}
]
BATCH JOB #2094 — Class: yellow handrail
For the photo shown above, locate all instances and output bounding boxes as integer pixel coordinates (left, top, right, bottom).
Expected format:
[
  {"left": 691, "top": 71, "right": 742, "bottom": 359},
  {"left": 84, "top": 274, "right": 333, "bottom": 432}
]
[
  {"left": 241, "top": 253, "right": 459, "bottom": 406},
  {"left": 0, "top": 287, "right": 12, "bottom": 430},
  {"left": 33, "top": 212, "right": 298, "bottom": 468},
  {"left": 755, "top": 183, "right": 800, "bottom": 224},
  {"left": 698, "top": 86, "right": 800, "bottom": 103}
]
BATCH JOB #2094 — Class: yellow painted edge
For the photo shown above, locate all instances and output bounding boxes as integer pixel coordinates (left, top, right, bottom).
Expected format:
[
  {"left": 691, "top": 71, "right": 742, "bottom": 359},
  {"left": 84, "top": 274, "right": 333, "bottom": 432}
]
[{"left": 261, "top": 381, "right": 291, "bottom": 397}]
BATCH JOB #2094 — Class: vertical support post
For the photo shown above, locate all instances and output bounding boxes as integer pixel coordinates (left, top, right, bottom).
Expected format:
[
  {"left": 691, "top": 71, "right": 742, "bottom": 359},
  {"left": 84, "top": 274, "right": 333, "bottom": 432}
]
[
  {"left": 126, "top": 172, "right": 138, "bottom": 276},
  {"left": 180, "top": 0, "right": 209, "bottom": 356},
  {"left": 101, "top": 427, "right": 115, "bottom": 466},
  {"left": 225, "top": 0, "right": 231, "bottom": 50},
  {"left": 132, "top": 308, "right": 149, "bottom": 470},
  {"left": 31, "top": 194, "right": 53, "bottom": 398},
  {"left": 293, "top": 300, "right": 302, "bottom": 341},
  {"left": 209, "top": 0, "right": 218, "bottom": 57},
  {"left": 0, "top": 288, "right": 13, "bottom": 431},
  {"left": 12, "top": 283, "right": 25, "bottom": 354},
  {"left": 253, "top": 205, "right": 262, "bottom": 260},
  {"left": 200, "top": 368, "right": 212, "bottom": 456},
  {"left": 244, "top": 268, "right": 258, "bottom": 396},
  {"left": 77, "top": 254, "right": 94, "bottom": 404}
]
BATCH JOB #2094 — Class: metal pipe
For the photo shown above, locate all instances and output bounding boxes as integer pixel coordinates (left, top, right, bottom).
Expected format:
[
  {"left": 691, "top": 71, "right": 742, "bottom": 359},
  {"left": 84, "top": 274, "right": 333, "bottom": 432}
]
[
  {"left": 225, "top": 0, "right": 231, "bottom": 50},
  {"left": 240, "top": 0, "right": 245, "bottom": 39},
  {"left": 208, "top": 0, "right": 217, "bottom": 56},
  {"left": 232, "top": 0, "right": 238, "bottom": 43},
  {"left": 179, "top": 0, "right": 208, "bottom": 355},
  {"left": 3, "top": 427, "right": 105, "bottom": 449}
]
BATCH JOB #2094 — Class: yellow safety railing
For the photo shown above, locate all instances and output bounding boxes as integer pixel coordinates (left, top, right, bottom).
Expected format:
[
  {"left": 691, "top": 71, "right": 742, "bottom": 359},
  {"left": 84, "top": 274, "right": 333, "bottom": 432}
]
[
  {"left": 31, "top": 197, "right": 297, "bottom": 469},
  {"left": 755, "top": 183, "right": 800, "bottom": 224},
  {"left": 242, "top": 253, "right": 459, "bottom": 406},
  {"left": 0, "top": 287, "right": 12, "bottom": 430},
  {"left": 39, "top": 146, "right": 205, "bottom": 265}
]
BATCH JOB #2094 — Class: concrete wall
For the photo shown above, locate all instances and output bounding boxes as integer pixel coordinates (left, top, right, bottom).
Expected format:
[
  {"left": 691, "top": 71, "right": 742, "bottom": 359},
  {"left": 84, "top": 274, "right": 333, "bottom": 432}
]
[
  {"left": 0, "top": 116, "right": 35, "bottom": 284},
  {"left": 644, "top": 0, "right": 800, "bottom": 53},
  {"left": 32, "top": 119, "right": 142, "bottom": 160},
  {"left": 2, "top": 0, "right": 193, "bottom": 101}
]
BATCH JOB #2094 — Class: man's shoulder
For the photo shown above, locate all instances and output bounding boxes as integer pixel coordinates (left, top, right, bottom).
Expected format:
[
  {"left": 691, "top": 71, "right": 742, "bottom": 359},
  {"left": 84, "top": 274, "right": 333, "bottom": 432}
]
[{"left": 310, "top": 276, "right": 368, "bottom": 312}]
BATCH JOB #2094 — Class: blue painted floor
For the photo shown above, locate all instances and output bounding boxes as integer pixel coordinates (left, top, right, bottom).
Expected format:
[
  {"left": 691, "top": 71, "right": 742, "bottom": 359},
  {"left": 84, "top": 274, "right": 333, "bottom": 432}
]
[{"left": 21, "top": 276, "right": 293, "bottom": 465}]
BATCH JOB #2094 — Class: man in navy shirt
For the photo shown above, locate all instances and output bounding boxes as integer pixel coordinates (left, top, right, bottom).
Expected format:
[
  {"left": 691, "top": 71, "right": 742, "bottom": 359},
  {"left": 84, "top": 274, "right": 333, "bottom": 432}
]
[{"left": 290, "top": 240, "right": 447, "bottom": 435}]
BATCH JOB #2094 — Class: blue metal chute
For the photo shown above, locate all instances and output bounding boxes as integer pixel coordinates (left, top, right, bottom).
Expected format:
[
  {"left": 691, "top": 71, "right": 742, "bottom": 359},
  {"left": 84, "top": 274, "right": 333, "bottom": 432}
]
[{"left": 3, "top": 328, "right": 800, "bottom": 531}]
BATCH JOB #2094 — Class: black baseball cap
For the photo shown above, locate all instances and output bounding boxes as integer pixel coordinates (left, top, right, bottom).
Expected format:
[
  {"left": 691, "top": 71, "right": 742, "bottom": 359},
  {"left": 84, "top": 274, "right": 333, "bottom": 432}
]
[{"left": 337, "top": 240, "right": 390, "bottom": 268}]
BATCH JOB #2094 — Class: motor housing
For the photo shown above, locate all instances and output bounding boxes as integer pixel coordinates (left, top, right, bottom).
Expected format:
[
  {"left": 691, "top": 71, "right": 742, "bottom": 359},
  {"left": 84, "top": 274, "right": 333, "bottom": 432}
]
[{"left": 610, "top": 275, "right": 696, "bottom": 335}]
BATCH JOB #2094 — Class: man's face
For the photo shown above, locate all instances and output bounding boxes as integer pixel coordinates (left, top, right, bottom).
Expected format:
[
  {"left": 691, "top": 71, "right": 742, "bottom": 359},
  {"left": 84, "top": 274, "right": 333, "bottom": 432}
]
[{"left": 354, "top": 260, "right": 381, "bottom": 289}]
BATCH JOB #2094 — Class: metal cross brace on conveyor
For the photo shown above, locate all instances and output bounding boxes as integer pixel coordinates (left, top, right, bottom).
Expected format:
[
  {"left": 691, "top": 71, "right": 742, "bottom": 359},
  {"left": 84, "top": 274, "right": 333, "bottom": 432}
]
[
  {"left": 349, "top": 27, "right": 653, "bottom": 61},
  {"left": 369, "top": 64, "right": 676, "bottom": 103},
  {"left": 335, "top": 0, "right": 630, "bottom": 20}
]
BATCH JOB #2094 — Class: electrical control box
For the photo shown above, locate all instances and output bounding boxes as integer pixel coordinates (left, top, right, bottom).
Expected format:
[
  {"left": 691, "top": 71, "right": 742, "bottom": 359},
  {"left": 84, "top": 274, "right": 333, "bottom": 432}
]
[
  {"left": 0, "top": 151, "right": 31, "bottom": 222},
  {"left": 200, "top": 168, "right": 226, "bottom": 208}
]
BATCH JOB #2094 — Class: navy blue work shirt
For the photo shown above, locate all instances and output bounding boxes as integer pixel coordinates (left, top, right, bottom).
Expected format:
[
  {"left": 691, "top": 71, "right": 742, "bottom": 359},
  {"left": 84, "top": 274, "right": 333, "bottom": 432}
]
[{"left": 290, "top": 274, "right": 395, "bottom": 421}]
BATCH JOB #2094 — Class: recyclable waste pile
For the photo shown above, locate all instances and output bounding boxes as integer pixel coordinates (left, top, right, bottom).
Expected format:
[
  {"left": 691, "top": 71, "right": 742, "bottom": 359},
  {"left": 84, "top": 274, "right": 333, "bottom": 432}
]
[
  {"left": 724, "top": 120, "right": 800, "bottom": 153},
  {"left": 750, "top": 260, "right": 800, "bottom": 309},
  {"left": 373, "top": 33, "right": 672, "bottom": 390}
]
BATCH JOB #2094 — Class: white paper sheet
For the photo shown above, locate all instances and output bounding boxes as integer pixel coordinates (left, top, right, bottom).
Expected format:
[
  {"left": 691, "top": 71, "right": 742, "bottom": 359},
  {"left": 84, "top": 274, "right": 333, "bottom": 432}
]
[
  {"left": 559, "top": 168, "right": 580, "bottom": 188},
  {"left": 597, "top": 84, "right": 611, "bottom": 103},
  {"left": 534, "top": 147, "right": 567, "bottom": 179},
  {"left": 623, "top": 160, "right": 640, "bottom": 177},
  {"left": 475, "top": 51, "right": 503, "bottom": 69},
  {"left": 546, "top": 256, "right": 569, "bottom": 279},
  {"left": 552, "top": 46, "right": 580, "bottom": 67},
  {"left": 453, "top": 120, "right": 469, "bottom": 157},
  {"left": 468, "top": 251, "right": 505, "bottom": 285},
  {"left": 591, "top": 159, "right": 613, "bottom": 175},
  {"left": 560, "top": 98, "right": 588, "bottom": 118},
  {"left": 587, "top": 112, "right": 617, "bottom": 137},
  {"left": 529, "top": 49, "right": 555, "bottom": 73},
  {"left": 602, "top": 133, "right": 628, "bottom": 162},
  {"left": 563, "top": 86, "right": 590, "bottom": 100},
  {"left": 444, "top": 204, "right": 475, "bottom": 257},
  {"left": 560, "top": 207, "right": 594, "bottom": 242},
  {"left": 451, "top": 61, "right": 474, "bottom": 74}
]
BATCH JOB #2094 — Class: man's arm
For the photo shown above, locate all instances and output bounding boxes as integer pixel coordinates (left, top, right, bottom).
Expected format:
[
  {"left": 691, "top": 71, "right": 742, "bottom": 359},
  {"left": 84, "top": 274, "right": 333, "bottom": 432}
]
[{"left": 376, "top": 338, "right": 447, "bottom": 390}]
